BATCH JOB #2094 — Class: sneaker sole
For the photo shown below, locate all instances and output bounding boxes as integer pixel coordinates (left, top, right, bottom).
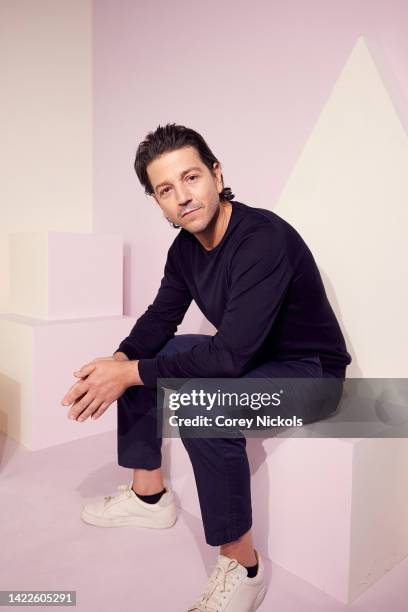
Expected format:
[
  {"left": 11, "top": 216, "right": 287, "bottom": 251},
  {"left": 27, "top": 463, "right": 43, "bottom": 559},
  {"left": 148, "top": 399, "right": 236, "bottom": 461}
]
[
  {"left": 252, "top": 584, "right": 267, "bottom": 611},
  {"left": 81, "top": 508, "right": 177, "bottom": 529}
]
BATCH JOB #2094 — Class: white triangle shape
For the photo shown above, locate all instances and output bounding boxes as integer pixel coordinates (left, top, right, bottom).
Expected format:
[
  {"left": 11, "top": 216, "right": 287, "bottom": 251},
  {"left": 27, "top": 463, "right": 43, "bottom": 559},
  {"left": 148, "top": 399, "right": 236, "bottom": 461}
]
[{"left": 274, "top": 36, "right": 408, "bottom": 377}]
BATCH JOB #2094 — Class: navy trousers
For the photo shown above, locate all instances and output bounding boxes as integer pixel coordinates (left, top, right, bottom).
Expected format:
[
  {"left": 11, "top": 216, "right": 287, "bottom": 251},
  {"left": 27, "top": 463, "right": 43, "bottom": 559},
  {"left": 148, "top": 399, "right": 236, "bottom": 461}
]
[{"left": 117, "top": 333, "right": 338, "bottom": 546}]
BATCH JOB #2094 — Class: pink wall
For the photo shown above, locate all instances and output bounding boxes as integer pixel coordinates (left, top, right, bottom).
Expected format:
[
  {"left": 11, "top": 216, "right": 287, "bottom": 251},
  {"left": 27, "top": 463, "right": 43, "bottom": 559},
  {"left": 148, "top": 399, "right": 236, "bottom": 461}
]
[{"left": 92, "top": 0, "right": 408, "bottom": 327}]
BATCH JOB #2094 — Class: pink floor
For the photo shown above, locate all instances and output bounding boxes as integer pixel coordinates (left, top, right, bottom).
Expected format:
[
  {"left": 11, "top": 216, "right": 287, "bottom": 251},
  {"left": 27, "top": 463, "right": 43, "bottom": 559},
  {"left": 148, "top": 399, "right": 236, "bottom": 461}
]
[{"left": 1, "top": 431, "right": 407, "bottom": 611}]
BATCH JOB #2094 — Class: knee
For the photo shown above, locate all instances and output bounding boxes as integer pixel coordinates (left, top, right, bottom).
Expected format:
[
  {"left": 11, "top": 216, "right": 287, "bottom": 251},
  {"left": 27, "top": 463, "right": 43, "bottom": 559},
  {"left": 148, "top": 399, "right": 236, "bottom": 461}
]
[{"left": 157, "top": 334, "right": 211, "bottom": 357}]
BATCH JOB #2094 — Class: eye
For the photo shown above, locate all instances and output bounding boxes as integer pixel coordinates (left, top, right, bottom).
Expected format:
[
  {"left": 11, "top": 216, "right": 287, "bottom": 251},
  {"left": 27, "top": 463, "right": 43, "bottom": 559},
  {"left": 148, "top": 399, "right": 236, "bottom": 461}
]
[
  {"left": 159, "top": 186, "right": 171, "bottom": 196},
  {"left": 187, "top": 174, "right": 198, "bottom": 182}
]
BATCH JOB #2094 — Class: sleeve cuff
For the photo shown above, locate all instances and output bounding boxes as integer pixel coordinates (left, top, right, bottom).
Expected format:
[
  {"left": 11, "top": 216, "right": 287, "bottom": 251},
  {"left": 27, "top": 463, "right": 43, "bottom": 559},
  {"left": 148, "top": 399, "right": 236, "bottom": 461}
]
[
  {"left": 138, "top": 358, "right": 159, "bottom": 389},
  {"left": 114, "top": 340, "right": 140, "bottom": 361}
]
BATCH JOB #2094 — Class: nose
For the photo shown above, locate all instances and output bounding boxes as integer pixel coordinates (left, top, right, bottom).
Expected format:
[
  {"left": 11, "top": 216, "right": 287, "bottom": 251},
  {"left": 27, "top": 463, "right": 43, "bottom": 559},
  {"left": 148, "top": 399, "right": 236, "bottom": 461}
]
[{"left": 174, "top": 183, "right": 192, "bottom": 208}]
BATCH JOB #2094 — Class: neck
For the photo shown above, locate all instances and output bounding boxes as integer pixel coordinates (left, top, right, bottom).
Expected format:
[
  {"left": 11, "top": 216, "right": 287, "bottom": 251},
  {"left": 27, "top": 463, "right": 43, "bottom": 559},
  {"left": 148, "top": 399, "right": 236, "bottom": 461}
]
[{"left": 197, "top": 201, "right": 232, "bottom": 251}]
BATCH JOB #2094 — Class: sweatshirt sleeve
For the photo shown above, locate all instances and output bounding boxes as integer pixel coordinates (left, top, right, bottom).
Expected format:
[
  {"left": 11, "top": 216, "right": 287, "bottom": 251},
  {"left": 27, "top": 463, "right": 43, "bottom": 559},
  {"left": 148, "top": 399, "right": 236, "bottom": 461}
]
[
  {"left": 138, "top": 230, "right": 293, "bottom": 388},
  {"left": 114, "top": 240, "right": 192, "bottom": 361}
]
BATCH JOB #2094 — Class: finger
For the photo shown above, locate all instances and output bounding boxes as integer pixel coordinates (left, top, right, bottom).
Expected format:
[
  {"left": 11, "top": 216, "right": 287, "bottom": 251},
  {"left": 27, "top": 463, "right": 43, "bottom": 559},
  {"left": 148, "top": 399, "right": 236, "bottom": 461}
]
[
  {"left": 68, "top": 391, "right": 96, "bottom": 420},
  {"left": 61, "top": 381, "right": 88, "bottom": 406},
  {"left": 67, "top": 392, "right": 88, "bottom": 419},
  {"left": 91, "top": 401, "right": 111, "bottom": 420},
  {"left": 76, "top": 398, "right": 105, "bottom": 422},
  {"left": 73, "top": 363, "right": 97, "bottom": 378}
]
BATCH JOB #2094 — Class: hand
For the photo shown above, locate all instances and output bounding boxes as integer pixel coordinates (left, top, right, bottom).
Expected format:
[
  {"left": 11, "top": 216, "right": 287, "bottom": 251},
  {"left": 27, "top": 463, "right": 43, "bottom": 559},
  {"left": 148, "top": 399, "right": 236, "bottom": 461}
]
[{"left": 61, "top": 356, "right": 141, "bottom": 422}]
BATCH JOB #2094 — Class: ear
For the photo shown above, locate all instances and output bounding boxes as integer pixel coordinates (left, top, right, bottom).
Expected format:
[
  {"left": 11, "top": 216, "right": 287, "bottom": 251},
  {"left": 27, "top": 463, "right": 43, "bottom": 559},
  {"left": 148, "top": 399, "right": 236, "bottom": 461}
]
[{"left": 212, "top": 161, "right": 223, "bottom": 192}]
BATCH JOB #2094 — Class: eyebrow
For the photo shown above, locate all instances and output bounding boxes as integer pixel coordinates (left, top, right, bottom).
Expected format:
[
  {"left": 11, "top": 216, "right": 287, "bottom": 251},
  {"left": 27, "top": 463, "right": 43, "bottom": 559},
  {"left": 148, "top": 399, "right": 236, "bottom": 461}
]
[{"left": 155, "top": 166, "right": 203, "bottom": 191}]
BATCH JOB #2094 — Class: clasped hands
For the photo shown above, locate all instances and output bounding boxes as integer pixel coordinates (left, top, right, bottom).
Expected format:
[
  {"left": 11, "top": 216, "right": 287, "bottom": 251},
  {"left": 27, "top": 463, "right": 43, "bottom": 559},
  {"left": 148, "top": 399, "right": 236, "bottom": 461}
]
[{"left": 61, "top": 355, "right": 142, "bottom": 422}]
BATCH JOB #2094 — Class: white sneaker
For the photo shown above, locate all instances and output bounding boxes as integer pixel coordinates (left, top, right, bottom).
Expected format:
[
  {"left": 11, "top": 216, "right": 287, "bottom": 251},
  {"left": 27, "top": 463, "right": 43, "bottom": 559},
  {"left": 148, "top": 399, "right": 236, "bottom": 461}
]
[
  {"left": 81, "top": 483, "right": 177, "bottom": 529},
  {"left": 187, "top": 549, "right": 267, "bottom": 611}
]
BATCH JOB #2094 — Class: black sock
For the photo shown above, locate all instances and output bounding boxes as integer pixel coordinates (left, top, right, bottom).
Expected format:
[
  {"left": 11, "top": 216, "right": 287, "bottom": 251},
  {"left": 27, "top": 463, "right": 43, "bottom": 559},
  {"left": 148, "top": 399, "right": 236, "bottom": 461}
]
[
  {"left": 244, "top": 559, "right": 259, "bottom": 578},
  {"left": 132, "top": 487, "right": 166, "bottom": 504}
]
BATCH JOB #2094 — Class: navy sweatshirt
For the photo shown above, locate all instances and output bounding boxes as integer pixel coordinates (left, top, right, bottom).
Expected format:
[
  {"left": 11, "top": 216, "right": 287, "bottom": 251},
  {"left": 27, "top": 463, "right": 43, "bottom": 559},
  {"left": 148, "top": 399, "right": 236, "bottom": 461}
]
[{"left": 115, "top": 201, "right": 351, "bottom": 388}]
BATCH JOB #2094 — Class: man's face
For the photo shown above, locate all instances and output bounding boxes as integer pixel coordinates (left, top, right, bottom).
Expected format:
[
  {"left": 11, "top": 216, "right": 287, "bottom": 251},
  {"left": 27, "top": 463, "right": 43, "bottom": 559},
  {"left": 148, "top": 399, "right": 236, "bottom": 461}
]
[{"left": 146, "top": 145, "right": 224, "bottom": 233}]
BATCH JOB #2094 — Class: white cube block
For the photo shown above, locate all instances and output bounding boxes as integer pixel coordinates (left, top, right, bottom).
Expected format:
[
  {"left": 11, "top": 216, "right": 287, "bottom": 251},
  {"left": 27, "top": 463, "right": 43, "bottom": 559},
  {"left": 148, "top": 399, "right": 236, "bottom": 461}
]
[
  {"left": 167, "top": 434, "right": 408, "bottom": 603},
  {"left": 0, "top": 314, "right": 135, "bottom": 450}
]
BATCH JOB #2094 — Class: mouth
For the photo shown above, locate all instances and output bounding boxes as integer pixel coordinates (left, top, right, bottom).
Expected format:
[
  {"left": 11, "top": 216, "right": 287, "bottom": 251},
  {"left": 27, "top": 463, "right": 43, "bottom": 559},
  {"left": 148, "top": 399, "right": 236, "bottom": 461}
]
[{"left": 182, "top": 207, "right": 201, "bottom": 218}]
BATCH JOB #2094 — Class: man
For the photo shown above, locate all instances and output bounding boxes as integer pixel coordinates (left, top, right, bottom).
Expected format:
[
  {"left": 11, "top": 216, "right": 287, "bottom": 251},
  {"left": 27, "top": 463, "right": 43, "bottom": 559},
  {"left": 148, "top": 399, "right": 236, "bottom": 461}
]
[{"left": 61, "top": 123, "right": 351, "bottom": 611}]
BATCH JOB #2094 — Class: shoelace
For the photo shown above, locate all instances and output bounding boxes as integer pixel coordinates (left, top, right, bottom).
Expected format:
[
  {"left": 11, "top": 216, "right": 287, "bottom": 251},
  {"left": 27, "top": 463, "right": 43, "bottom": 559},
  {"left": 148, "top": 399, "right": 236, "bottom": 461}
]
[
  {"left": 104, "top": 484, "right": 132, "bottom": 505},
  {"left": 188, "top": 559, "right": 241, "bottom": 611}
]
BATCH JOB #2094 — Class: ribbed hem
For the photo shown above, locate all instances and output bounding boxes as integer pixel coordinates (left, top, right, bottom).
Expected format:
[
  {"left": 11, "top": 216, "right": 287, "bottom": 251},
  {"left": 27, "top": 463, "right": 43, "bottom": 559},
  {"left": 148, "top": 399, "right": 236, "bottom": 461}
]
[
  {"left": 114, "top": 340, "right": 140, "bottom": 361},
  {"left": 138, "top": 358, "right": 159, "bottom": 389}
]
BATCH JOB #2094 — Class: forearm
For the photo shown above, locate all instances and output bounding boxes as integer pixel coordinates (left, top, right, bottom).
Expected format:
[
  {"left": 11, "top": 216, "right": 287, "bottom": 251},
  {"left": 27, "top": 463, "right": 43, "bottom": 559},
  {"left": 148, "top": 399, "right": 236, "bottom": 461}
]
[
  {"left": 115, "top": 248, "right": 192, "bottom": 361},
  {"left": 113, "top": 351, "right": 129, "bottom": 361}
]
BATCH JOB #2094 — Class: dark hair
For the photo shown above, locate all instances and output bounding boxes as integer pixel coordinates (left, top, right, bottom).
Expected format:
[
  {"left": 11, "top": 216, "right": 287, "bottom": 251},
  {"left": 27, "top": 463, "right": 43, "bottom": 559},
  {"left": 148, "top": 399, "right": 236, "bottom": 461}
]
[{"left": 134, "top": 123, "right": 235, "bottom": 202}]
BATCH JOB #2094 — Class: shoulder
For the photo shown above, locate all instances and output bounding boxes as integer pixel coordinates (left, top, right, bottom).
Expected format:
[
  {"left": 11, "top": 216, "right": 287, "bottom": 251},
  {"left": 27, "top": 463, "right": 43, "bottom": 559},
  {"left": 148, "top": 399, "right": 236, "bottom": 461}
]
[
  {"left": 171, "top": 226, "right": 195, "bottom": 251},
  {"left": 167, "top": 228, "right": 190, "bottom": 256},
  {"left": 232, "top": 201, "right": 304, "bottom": 253},
  {"left": 234, "top": 200, "right": 301, "bottom": 233},
  {"left": 227, "top": 202, "right": 310, "bottom": 277}
]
